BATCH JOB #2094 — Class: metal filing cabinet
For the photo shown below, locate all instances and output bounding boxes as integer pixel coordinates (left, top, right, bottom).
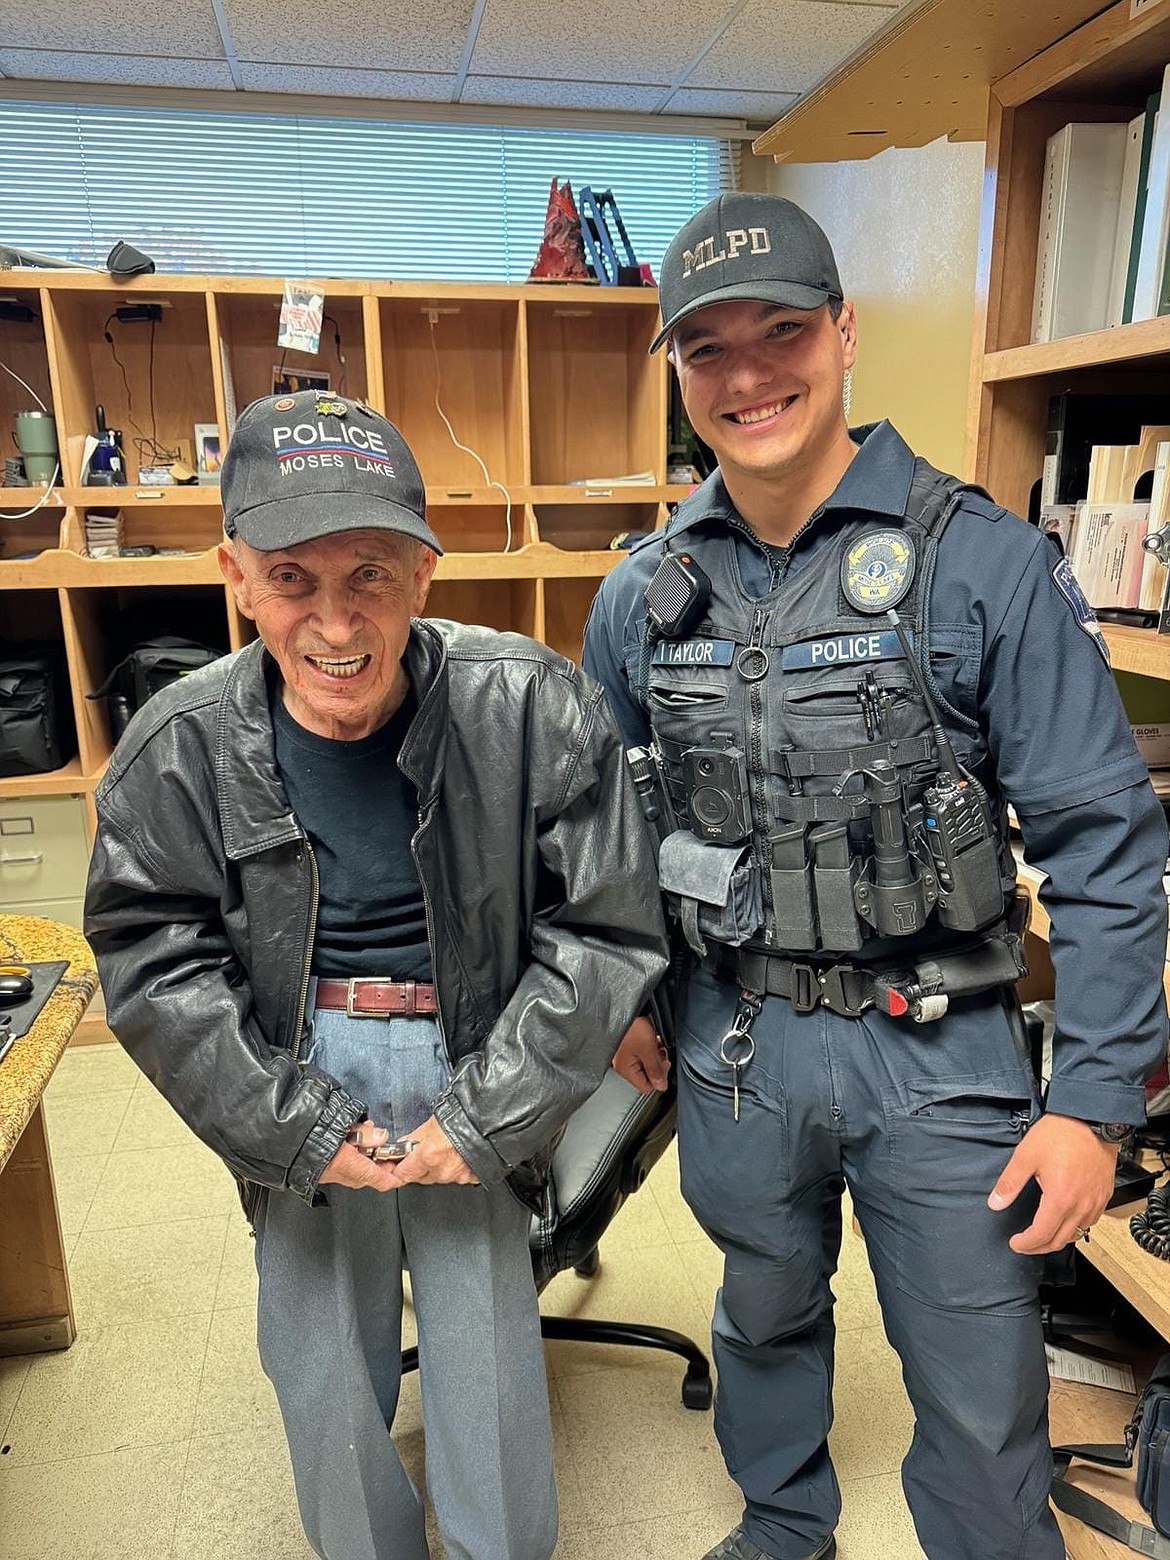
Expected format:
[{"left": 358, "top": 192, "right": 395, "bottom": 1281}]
[{"left": 0, "top": 794, "right": 103, "bottom": 1015}]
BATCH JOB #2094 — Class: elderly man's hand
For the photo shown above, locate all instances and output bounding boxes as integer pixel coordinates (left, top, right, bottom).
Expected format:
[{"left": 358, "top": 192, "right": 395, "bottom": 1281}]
[
  {"left": 391, "top": 1114, "right": 480, "bottom": 1186},
  {"left": 320, "top": 1116, "right": 479, "bottom": 1189},
  {"left": 319, "top": 1119, "right": 404, "bottom": 1191}
]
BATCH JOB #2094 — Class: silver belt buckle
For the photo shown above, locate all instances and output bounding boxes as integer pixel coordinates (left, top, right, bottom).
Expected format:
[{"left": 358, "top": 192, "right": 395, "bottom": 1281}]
[{"left": 346, "top": 978, "right": 369, "bottom": 1018}]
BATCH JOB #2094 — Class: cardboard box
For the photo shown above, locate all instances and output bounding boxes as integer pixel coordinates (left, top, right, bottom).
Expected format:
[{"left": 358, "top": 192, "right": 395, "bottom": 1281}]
[{"left": 1132, "top": 722, "right": 1170, "bottom": 766}]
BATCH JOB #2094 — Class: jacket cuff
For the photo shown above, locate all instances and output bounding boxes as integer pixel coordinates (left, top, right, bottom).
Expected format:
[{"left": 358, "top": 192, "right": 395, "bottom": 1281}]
[
  {"left": 433, "top": 1089, "right": 511, "bottom": 1186},
  {"left": 288, "top": 1086, "right": 367, "bottom": 1201},
  {"left": 1044, "top": 1077, "right": 1149, "bottom": 1127}
]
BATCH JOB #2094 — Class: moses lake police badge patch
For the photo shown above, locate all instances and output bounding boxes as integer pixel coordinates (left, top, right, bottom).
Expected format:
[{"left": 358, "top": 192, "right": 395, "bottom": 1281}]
[
  {"left": 1052, "top": 557, "right": 1110, "bottom": 665},
  {"left": 842, "top": 530, "right": 916, "bottom": 613}
]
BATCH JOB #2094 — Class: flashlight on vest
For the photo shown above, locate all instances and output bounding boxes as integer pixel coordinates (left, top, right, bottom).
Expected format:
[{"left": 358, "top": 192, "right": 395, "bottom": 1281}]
[
  {"left": 644, "top": 551, "right": 712, "bottom": 640},
  {"left": 863, "top": 760, "right": 930, "bottom": 938}
]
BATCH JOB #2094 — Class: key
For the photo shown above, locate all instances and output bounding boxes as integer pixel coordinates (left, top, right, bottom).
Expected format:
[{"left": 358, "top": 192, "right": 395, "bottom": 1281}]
[{"left": 719, "top": 997, "right": 758, "bottom": 1125}]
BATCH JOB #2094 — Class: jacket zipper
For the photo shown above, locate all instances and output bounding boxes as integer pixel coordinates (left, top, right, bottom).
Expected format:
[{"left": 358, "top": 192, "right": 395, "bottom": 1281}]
[
  {"left": 290, "top": 840, "right": 319, "bottom": 1063},
  {"left": 412, "top": 803, "right": 451, "bottom": 1064}
]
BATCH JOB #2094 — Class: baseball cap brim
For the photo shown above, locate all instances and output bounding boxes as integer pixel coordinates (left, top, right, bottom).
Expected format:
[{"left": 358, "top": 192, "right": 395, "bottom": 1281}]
[
  {"left": 228, "top": 492, "right": 444, "bottom": 556},
  {"left": 650, "top": 279, "right": 837, "bottom": 353}
]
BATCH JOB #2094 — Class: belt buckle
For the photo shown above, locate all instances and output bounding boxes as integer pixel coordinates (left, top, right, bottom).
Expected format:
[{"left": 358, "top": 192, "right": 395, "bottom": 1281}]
[
  {"left": 790, "top": 963, "right": 819, "bottom": 1015},
  {"left": 346, "top": 979, "right": 414, "bottom": 1018},
  {"left": 819, "top": 964, "right": 869, "bottom": 1019}
]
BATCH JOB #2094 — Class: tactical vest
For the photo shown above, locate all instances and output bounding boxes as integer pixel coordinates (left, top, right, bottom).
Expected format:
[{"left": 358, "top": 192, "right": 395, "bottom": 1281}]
[{"left": 642, "top": 459, "right": 1016, "bottom": 972}]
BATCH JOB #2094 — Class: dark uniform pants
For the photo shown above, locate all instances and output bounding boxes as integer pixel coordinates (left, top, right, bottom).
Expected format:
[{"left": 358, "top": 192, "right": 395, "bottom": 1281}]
[{"left": 675, "top": 963, "right": 1065, "bottom": 1560}]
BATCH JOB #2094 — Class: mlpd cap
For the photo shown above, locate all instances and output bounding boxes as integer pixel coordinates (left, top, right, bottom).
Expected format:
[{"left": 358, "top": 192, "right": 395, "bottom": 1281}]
[
  {"left": 651, "top": 192, "right": 843, "bottom": 353},
  {"left": 220, "top": 390, "right": 443, "bottom": 555}
]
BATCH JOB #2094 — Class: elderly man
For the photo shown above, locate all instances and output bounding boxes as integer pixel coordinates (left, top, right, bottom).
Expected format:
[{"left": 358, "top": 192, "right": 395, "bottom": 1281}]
[
  {"left": 584, "top": 193, "right": 1168, "bottom": 1560},
  {"left": 85, "top": 390, "right": 668, "bottom": 1560}
]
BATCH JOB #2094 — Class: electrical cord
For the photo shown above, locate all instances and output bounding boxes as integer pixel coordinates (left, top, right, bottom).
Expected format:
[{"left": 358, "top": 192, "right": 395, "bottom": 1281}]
[
  {"left": 323, "top": 314, "right": 346, "bottom": 396},
  {"left": 103, "top": 313, "right": 142, "bottom": 436},
  {"left": 427, "top": 314, "right": 512, "bottom": 552},
  {"left": 1131, "top": 1180, "right": 1170, "bottom": 1260}
]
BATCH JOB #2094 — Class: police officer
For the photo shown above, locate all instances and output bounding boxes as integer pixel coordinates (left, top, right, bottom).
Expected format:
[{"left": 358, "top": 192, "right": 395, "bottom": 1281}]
[{"left": 583, "top": 192, "right": 1170, "bottom": 1560}]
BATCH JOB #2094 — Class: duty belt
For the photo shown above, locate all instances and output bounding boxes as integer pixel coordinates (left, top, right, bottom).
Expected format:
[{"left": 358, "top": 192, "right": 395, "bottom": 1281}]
[
  {"left": 703, "top": 912, "right": 1029, "bottom": 1024},
  {"left": 705, "top": 947, "right": 877, "bottom": 1018}
]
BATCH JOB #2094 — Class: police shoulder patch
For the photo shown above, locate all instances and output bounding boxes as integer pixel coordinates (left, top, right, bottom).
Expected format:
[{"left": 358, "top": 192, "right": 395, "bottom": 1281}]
[
  {"left": 1052, "top": 557, "right": 1111, "bottom": 665},
  {"left": 841, "top": 529, "right": 916, "bottom": 614}
]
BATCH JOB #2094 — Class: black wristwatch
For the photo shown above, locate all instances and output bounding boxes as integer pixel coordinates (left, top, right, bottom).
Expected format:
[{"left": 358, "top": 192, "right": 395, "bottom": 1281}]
[{"left": 1083, "top": 1120, "right": 1133, "bottom": 1144}]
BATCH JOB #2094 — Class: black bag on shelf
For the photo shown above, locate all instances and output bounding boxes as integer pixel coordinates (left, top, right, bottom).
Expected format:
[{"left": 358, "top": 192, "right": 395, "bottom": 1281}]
[
  {"left": 0, "top": 643, "right": 72, "bottom": 777},
  {"left": 1051, "top": 1353, "right": 1170, "bottom": 1554},
  {"left": 88, "top": 636, "right": 226, "bottom": 740}
]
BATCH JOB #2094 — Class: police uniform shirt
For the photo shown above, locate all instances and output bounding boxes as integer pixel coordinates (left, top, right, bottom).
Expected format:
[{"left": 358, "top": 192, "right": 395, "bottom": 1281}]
[{"left": 583, "top": 419, "right": 1169, "bottom": 1128}]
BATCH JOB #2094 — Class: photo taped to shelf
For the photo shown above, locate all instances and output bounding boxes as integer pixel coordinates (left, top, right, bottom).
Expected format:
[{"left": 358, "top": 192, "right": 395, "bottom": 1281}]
[{"left": 272, "top": 367, "right": 331, "bottom": 397}]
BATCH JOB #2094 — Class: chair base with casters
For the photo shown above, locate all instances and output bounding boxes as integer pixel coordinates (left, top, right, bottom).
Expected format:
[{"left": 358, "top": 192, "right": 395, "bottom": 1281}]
[{"left": 400, "top": 1069, "right": 713, "bottom": 1411}]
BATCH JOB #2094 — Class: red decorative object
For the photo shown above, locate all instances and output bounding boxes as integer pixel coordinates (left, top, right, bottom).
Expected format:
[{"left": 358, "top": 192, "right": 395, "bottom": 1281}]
[{"left": 528, "top": 178, "right": 593, "bottom": 283}]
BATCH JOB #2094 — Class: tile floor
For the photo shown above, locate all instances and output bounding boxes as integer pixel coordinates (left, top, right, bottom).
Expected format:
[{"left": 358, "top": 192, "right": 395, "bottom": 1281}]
[{"left": 0, "top": 1042, "right": 928, "bottom": 1559}]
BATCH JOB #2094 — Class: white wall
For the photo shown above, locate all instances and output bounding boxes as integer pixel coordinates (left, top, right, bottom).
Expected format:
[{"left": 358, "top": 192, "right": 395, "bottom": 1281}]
[{"left": 759, "top": 136, "right": 986, "bottom": 476}]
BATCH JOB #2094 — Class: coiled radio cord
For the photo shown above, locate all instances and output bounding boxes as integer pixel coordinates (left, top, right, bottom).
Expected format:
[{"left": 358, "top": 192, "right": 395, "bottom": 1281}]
[{"left": 1131, "top": 1181, "right": 1170, "bottom": 1260}]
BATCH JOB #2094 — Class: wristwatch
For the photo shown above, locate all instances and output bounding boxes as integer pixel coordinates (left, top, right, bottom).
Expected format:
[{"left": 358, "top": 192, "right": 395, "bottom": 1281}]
[{"left": 1083, "top": 1120, "right": 1133, "bottom": 1144}]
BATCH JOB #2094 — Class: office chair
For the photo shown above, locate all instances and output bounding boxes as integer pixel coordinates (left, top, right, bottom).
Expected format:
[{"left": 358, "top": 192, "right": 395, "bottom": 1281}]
[{"left": 401, "top": 1067, "right": 713, "bottom": 1411}]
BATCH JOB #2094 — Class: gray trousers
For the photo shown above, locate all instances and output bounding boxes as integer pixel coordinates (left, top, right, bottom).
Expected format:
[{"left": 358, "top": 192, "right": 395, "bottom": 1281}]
[
  {"left": 254, "top": 1000, "right": 557, "bottom": 1560},
  {"left": 675, "top": 964, "right": 1065, "bottom": 1560}
]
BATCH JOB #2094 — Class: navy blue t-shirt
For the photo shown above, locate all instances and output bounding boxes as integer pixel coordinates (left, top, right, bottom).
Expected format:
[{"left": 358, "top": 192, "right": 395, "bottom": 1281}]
[{"left": 272, "top": 691, "right": 432, "bottom": 980}]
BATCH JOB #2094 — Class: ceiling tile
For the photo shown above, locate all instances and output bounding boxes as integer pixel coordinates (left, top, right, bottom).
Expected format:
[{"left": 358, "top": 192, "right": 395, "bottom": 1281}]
[
  {"left": 0, "top": 49, "right": 237, "bottom": 89},
  {"left": 461, "top": 76, "right": 667, "bottom": 111},
  {"left": 689, "top": 0, "right": 898, "bottom": 94},
  {"left": 223, "top": 0, "right": 474, "bottom": 73},
  {"left": 0, "top": 2, "right": 224, "bottom": 57},
  {"left": 238, "top": 63, "right": 456, "bottom": 100},
  {"left": 470, "top": 0, "right": 732, "bottom": 84},
  {"left": 665, "top": 87, "right": 801, "bottom": 122}
]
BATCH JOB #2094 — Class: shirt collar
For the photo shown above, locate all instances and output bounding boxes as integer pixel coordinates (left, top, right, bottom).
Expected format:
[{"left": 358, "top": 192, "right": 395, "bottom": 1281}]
[{"left": 825, "top": 420, "right": 916, "bottom": 519}]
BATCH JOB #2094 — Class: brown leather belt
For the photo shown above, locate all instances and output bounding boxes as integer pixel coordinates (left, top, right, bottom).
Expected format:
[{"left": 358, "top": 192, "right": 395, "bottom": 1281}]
[{"left": 314, "top": 978, "right": 437, "bottom": 1018}]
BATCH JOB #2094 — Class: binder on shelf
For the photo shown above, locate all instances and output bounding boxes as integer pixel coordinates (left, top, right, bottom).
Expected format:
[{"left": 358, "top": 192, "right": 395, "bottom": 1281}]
[
  {"left": 1108, "top": 114, "right": 1147, "bottom": 326},
  {"left": 1124, "top": 91, "right": 1161, "bottom": 324},
  {"left": 1031, "top": 120, "right": 1129, "bottom": 343},
  {"left": 1133, "top": 66, "right": 1170, "bottom": 322}
]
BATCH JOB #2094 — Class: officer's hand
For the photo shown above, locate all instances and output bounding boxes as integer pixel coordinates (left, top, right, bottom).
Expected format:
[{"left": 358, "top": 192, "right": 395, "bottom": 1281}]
[
  {"left": 987, "top": 1113, "right": 1120, "bottom": 1254},
  {"left": 613, "top": 1015, "right": 670, "bottom": 1093},
  {"left": 389, "top": 1114, "right": 479, "bottom": 1186},
  {"left": 319, "top": 1119, "right": 402, "bottom": 1192}
]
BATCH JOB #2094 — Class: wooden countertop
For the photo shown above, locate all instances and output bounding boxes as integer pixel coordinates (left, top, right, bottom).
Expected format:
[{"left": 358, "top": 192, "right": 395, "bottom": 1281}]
[{"left": 0, "top": 915, "right": 97, "bottom": 1174}]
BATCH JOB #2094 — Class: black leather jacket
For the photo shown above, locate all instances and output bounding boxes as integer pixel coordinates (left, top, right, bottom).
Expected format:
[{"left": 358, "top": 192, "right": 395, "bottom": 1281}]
[{"left": 84, "top": 619, "right": 668, "bottom": 1217}]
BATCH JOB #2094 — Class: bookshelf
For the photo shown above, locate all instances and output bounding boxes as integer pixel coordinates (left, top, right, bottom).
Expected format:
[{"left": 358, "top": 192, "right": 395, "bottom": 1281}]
[
  {"left": 0, "top": 273, "right": 683, "bottom": 1030},
  {"left": 0, "top": 274, "right": 682, "bottom": 803}
]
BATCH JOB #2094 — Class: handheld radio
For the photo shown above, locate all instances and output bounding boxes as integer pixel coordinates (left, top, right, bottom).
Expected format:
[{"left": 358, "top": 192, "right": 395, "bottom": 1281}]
[{"left": 886, "top": 610, "right": 1005, "bottom": 932}]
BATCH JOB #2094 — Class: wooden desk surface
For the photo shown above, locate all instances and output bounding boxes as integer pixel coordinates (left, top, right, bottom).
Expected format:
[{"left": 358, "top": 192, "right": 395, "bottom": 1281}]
[{"left": 0, "top": 914, "right": 97, "bottom": 1173}]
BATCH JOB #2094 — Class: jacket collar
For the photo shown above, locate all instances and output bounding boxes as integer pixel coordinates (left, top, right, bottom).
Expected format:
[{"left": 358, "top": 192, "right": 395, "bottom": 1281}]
[{"left": 215, "top": 622, "right": 449, "bottom": 861}]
